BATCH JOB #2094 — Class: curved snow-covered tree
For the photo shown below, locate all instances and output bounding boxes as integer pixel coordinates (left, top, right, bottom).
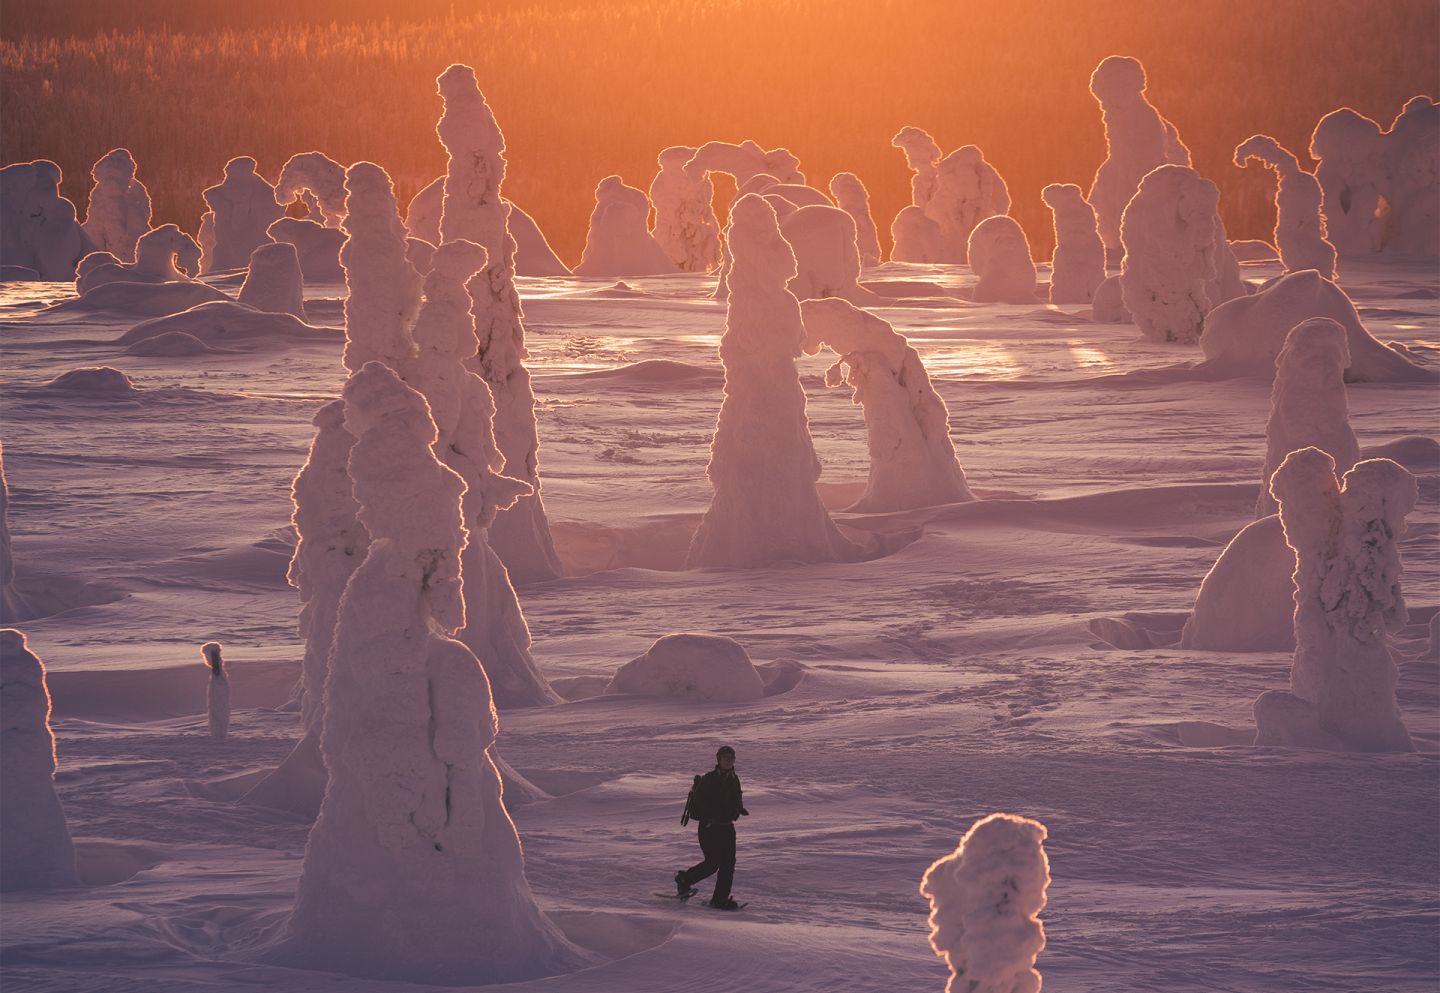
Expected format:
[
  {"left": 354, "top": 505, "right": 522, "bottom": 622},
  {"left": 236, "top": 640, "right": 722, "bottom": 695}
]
[
  {"left": 435, "top": 63, "right": 563, "bottom": 584},
  {"left": 1087, "top": 55, "right": 1191, "bottom": 256},
  {"left": 200, "top": 156, "right": 284, "bottom": 273},
  {"left": 0, "top": 629, "right": 79, "bottom": 891},
  {"left": 686, "top": 195, "right": 861, "bottom": 569},
  {"left": 238, "top": 241, "right": 306, "bottom": 318},
  {"left": 1254, "top": 449, "right": 1417, "bottom": 752},
  {"left": 924, "top": 145, "right": 1010, "bottom": 264},
  {"left": 1308, "top": 108, "right": 1388, "bottom": 259},
  {"left": 920, "top": 812, "right": 1050, "bottom": 993},
  {"left": 800, "top": 297, "right": 973, "bottom": 512},
  {"left": 75, "top": 224, "right": 201, "bottom": 295},
  {"left": 1041, "top": 183, "right": 1106, "bottom": 304},
  {"left": 892, "top": 126, "right": 942, "bottom": 209},
  {"left": 828, "top": 173, "right": 883, "bottom": 267},
  {"left": 967, "top": 215, "right": 1038, "bottom": 303},
  {"left": 0, "top": 160, "right": 95, "bottom": 280},
  {"left": 684, "top": 140, "right": 805, "bottom": 188},
  {"left": 1119, "top": 165, "right": 1227, "bottom": 344},
  {"left": 1234, "top": 135, "right": 1337, "bottom": 278},
  {"left": 1256, "top": 318, "right": 1359, "bottom": 517},
  {"left": 275, "top": 151, "right": 348, "bottom": 228},
  {"left": 649, "top": 145, "right": 722, "bottom": 272},
  {"left": 276, "top": 361, "right": 584, "bottom": 984},
  {"left": 82, "top": 148, "right": 152, "bottom": 262},
  {"left": 574, "top": 175, "right": 678, "bottom": 277}
]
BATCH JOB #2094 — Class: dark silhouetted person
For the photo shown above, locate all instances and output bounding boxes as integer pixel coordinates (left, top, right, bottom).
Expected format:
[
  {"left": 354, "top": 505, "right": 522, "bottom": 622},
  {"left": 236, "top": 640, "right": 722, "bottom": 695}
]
[{"left": 674, "top": 745, "right": 749, "bottom": 909}]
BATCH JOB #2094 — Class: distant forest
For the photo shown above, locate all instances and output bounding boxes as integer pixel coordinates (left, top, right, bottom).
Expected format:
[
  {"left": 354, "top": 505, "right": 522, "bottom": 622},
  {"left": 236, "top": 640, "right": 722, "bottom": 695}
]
[{"left": 3, "top": 0, "right": 1436, "bottom": 264}]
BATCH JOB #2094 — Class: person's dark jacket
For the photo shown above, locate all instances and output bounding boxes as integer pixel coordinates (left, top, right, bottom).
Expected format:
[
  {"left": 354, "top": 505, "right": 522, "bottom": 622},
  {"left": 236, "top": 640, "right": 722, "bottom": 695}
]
[{"left": 689, "top": 767, "right": 748, "bottom": 824}]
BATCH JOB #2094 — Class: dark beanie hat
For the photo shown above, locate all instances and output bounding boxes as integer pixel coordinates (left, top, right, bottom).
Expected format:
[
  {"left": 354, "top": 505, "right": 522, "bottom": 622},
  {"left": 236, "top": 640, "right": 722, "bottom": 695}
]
[{"left": 716, "top": 745, "right": 735, "bottom": 759}]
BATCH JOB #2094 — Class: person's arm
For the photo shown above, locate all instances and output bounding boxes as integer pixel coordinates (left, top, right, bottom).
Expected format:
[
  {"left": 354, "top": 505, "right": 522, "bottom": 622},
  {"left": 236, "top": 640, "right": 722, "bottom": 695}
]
[{"left": 737, "top": 776, "right": 748, "bottom": 816}]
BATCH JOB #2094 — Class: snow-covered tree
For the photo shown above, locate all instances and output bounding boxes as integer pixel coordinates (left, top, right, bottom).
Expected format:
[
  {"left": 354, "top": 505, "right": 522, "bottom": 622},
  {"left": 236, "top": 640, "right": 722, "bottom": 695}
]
[
  {"left": 920, "top": 812, "right": 1050, "bottom": 993},
  {"left": 0, "top": 443, "right": 33, "bottom": 622},
  {"left": 1308, "top": 108, "right": 1388, "bottom": 260},
  {"left": 82, "top": 148, "right": 152, "bottom": 262},
  {"left": 275, "top": 151, "right": 348, "bottom": 228},
  {"left": 1234, "top": 135, "right": 1337, "bottom": 278},
  {"left": 1041, "top": 183, "right": 1106, "bottom": 304},
  {"left": 1382, "top": 96, "right": 1440, "bottom": 259},
  {"left": 267, "top": 217, "right": 346, "bottom": 284},
  {"left": 75, "top": 224, "right": 201, "bottom": 294},
  {"left": 238, "top": 242, "right": 306, "bottom": 318},
  {"left": 199, "top": 157, "right": 283, "bottom": 273},
  {"left": 892, "top": 126, "right": 942, "bottom": 209},
  {"left": 968, "top": 215, "right": 1038, "bottom": 303},
  {"left": 891, "top": 205, "right": 946, "bottom": 263},
  {"left": 203, "top": 642, "right": 230, "bottom": 740},
  {"left": 925, "top": 146, "right": 1010, "bottom": 264},
  {"left": 574, "top": 175, "right": 678, "bottom": 277},
  {"left": 780, "top": 204, "right": 879, "bottom": 304},
  {"left": 650, "top": 145, "right": 722, "bottom": 272},
  {"left": 0, "top": 160, "right": 95, "bottom": 280},
  {"left": 828, "top": 172, "right": 883, "bottom": 267}
]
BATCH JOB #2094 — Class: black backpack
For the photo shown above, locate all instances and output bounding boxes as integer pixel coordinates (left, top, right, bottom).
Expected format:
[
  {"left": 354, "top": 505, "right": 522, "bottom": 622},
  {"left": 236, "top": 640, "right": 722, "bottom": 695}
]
[{"left": 680, "top": 774, "right": 703, "bottom": 826}]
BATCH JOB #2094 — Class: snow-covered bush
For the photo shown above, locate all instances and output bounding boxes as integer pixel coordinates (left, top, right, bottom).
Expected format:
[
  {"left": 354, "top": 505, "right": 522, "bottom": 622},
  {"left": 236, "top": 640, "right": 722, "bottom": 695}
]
[{"left": 605, "top": 634, "right": 765, "bottom": 703}]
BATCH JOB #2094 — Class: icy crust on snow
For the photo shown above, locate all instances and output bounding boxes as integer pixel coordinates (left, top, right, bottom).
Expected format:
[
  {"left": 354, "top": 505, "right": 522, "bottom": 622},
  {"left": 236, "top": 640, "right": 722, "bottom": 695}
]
[
  {"left": 436, "top": 64, "right": 563, "bottom": 584},
  {"left": 199, "top": 157, "right": 283, "bottom": 273},
  {"left": 828, "top": 172, "right": 883, "bottom": 267},
  {"left": 1118, "top": 165, "right": 1234, "bottom": 344},
  {"left": 0, "top": 160, "right": 95, "bottom": 279},
  {"left": 237, "top": 242, "right": 305, "bottom": 318},
  {"left": 649, "top": 145, "right": 722, "bottom": 273},
  {"left": 1087, "top": 55, "right": 1191, "bottom": 255},
  {"left": 1256, "top": 319, "right": 1359, "bottom": 517},
  {"left": 1041, "top": 183, "right": 1106, "bottom": 304},
  {"left": 1254, "top": 449, "right": 1417, "bottom": 752},
  {"left": 1233, "top": 135, "right": 1337, "bottom": 279},
  {"left": 268, "top": 217, "right": 345, "bottom": 284},
  {"left": 686, "top": 195, "right": 861, "bottom": 569},
  {"left": 82, "top": 148, "right": 152, "bottom": 262},
  {"left": 893, "top": 126, "right": 942, "bottom": 209},
  {"left": 925, "top": 145, "right": 1010, "bottom": 264},
  {"left": 801, "top": 297, "right": 973, "bottom": 512},
  {"left": 605, "top": 633, "right": 765, "bottom": 702},
  {"left": 920, "top": 812, "right": 1049, "bottom": 993},
  {"left": 0, "top": 629, "right": 79, "bottom": 892},
  {"left": 75, "top": 224, "right": 201, "bottom": 295},
  {"left": 275, "top": 362, "right": 584, "bottom": 984},
  {"left": 574, "top": 175, "right": 678, "bottom": 277},
  {"left": 275, "top": 151, "right": 348, "bottom": 228},
  {"left": 780, "top": 204, "right": 879, "bottom": 305},
  {"left": 1197, "top": 269, "right": 1437, "bottom": 383},
  {"left": 967, "top": 215, "right": 1038, "bottom": 304}
]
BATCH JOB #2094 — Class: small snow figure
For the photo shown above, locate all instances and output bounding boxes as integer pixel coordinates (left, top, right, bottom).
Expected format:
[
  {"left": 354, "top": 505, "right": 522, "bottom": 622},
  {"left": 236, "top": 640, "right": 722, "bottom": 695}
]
[
  {"left": 920, "top": 812, "right": 1050, "bottom": 993},
  {"left": 967, "top": 215, "right": 1038, "bottom": 304},
  {"left": 1041, "top": 183, "right": 1106, "bottom": 304},
  {"left": 202, "top": 642, "right": 230, "bottom": 740},
  {"left": 82, "top": 148, "right": 152, "bottom": 262},
  {"left": 1233, "top": 135, "right": 1337, "bottom": 279},
  {"left": 829, "top": 172, "right": 883, "bottom": 267},
  {"left": 892, "top": 126, "right": 943, "bottom": 209},
  {"left": 674, "top": 745, "right": 749, "bottom": 910},
  {"left": 1254, "top": 449, "right": 1417, "bottom": 752}
]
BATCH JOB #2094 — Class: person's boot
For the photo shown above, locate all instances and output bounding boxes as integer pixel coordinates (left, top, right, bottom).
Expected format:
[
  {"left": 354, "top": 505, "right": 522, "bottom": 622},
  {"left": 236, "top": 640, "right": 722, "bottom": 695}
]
[
  {"left": 674, "top": 871, "right": 693, "bottom": 897},
  {"left": 708, "top": 896, "right": 740, "bottom": 910}
]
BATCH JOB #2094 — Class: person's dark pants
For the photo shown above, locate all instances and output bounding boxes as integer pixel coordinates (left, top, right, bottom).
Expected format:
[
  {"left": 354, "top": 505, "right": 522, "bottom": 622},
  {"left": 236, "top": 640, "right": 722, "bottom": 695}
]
[{"left": 680, "top": 821, "right": 736, "bottom": 900}]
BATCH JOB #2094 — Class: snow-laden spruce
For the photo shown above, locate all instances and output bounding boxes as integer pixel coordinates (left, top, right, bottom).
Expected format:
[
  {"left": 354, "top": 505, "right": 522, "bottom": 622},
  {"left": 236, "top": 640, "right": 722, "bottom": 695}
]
[
  {"left": 242, "top": 400, "right": 366, "bottom": 818},
  {"left": 75, "top": 224, "right": 201, "bottom": 295},
  {"left": 1118, "top": 165, "right": 1235, "bottom": 344},
  {"left": 1383, "top": 96, "right": 1440, "bottom": 259},
  {"left": 684, "top": 140, "right": 805, "bottom": 188},
  {"left": 202, "top": 642, "right": 230, "bottom": 740},
  {"left": 340, "top": 163, "right": 423, "bottom": 373},
  {"left": 275, "top": 151, "right": 348, "bottom": 228},
  {"left": 686, "top": 195, "right": 861, "bottom": 569},
  {"left": 1254, "top": 449, "right": 1417, "bottom": 752},
  {"left": 1087, "top": 55, "right": 1191, "bottom": 258},
  {"left": 436, "top": 64, "right": 563, "bottom": 584},
  {"left": 801, "top": 297, "right": 973, "bottom": 511},
  {"left": 274, "top": 362, "right": 584, "bottom": 984},
  {"left": 780, "top": 204, "right": 880, "bottom": 305},
  {"left": 925, "top": 145, "right": 1010, "bottom": 264},
  {"left": 199, "top": 157, "right": 283, "bottom": 273},
  {"left": 1309, "top": 108, "right": 1388, "bottom": 260},
  {"left": 1256, "top": 319, "right": 1359, "bottom": 517},
  {"left": 268, "top": 217, "right": 346, "bottom": 284},
  {"left": 401, "top": 239, "right": 558, "bottom": 707},
  {"left": 0, "top": 629, "right": 79, "bottom": 891},
  {"left": 1181, "top": 318, "right": 1360, "bottom": 653},
  {"left": 1041, "top": 183, "right": 1106, "bottom": 304},
  {"left": 828, "top": 173, "right": 883, "bottom": 267},
  {"left": 82, "top": 148, "right": 152, "bottom": 262},
  {"left": 574, "top": 175, "right": 678, "bottom": 277},
  {"left": 891, "top": 205, "right": 946, "bottom": 263},
  {"left": 967, "top": 215, "right": 1038, "bottom": 304},
  {"left": 1198, "top": 269, "right": 1438, "bottom": 383},
  {"left": 0, "top": 160, "right": 95, "bottom": 279},
  {"left": 649, "top": 145, "right": 722, "bottom": 272},
  {"left": 406, "top": 178, "right": 569, "bottom": 277},
  {"left": 237, "top": 242, "right": 306, "bottom": 318},
  {"left": 920, "top": 812, "right": 1050, "bottom": 993},
  {"left": 892, "top": 126, "right": 942, "bottom": 209},
  {"left": 606, "top": 633, "right": 765, "bottom": 703},
  {"left": 1233, "top": 135, "right": 1337, "bottom": 278}
]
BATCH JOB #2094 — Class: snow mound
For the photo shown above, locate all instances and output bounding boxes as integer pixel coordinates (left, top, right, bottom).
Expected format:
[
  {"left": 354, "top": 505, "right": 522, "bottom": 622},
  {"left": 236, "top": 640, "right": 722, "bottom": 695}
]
[
  {"left": 606, "top": 634, "right": 765, "bottom": 703},
  {"left": 1, "top": 265, "right": 40, "bottom": 282},
  {"left": 1230, "top": 239, "right": 1279, "bottom": 262},
  {"left": 561, "top": 359, "right": 722, "bottom": 388},
  {"left": 1089, "top": 275, "right": 1130, "bottom": 323},
  {"left": 238, "top": 242, "right": 305, "bottom": 317},
  {"left": 43, "top": 366, "right": 139, "bottom": 396},
  {"left": 268, "top": 217, "right": 345, "bottom": 284},
  {"left": 119, "top": 301, "right": 334, "bottom": 348},
  {"left": 82, "top": 148, "right": 151, "bottom": 262},
  {"left": 574, "top": 176, "right": 677, "bottom": 277},
  {"left": 123, "top": 330, "right": 227, "bottom": 357},
  {"left": 68, "top": 279, "right": 228, "bottom": 317},
  {"left": 968, "top": 215, "right": 1038, "bottom": 304},
  {"left": 1197, "top": 269, "right": 1438, "bottom": 382},
  {"left": 75, "top": 224, "right": 202, "bottom": 295},
  {"left": 1180, "top": 515, "right": 1295, "bottom": 652},
  {"left": 920, "top": 812, "right": 1049, "bottom": 993},
  {"left": 0, "top": 628, "right": 80, "bottom": 892}
]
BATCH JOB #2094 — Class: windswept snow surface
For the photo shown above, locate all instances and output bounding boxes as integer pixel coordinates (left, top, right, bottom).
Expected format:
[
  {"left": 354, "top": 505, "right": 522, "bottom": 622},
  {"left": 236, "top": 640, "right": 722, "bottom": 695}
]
[{"left": 0, "top": 238, "right": 1436, "bottom": 992}]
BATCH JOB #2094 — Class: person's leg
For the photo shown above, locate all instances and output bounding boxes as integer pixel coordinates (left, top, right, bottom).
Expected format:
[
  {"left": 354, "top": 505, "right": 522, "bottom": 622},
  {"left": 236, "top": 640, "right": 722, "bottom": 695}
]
[
  {"left": 712, "top": 823, "right": 737, "bottom": 902},
  {"left": 680, "top": 824, "right": 719, "bottom": 886}
]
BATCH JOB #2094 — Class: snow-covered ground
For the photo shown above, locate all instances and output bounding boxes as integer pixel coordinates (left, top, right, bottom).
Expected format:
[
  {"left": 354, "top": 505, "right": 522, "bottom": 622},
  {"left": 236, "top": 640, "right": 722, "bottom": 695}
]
[{"left": 1, "top": 258, "right": 1436, "bottom": 992}]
